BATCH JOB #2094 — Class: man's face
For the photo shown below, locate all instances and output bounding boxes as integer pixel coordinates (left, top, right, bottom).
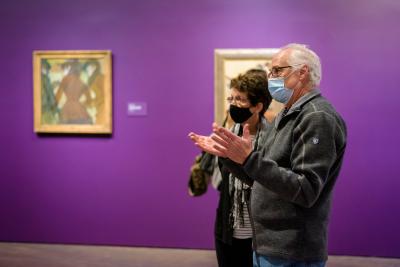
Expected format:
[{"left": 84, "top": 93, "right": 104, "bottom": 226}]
[{"left": 270, "top": 49, "right": 300, "bottom": 91}]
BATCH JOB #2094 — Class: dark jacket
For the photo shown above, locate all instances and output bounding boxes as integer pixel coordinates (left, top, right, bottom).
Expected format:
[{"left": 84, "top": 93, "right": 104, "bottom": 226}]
[
  {"left": 215, "top": 117, "right": 272, "bottom": 245},
  {"left": 222, "top": 90, "right": 347, "bottom": 261}
]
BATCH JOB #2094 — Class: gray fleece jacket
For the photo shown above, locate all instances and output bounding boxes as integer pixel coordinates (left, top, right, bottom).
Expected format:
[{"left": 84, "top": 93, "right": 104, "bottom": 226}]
[{"left": 223, "top": 90, "right": 347, "bottom": 261}]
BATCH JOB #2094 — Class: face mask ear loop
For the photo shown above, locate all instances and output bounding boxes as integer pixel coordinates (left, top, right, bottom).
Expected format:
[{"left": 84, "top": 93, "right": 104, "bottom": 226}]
[{"left": 283, "top": 68, "right": 296, "bottom": 83}]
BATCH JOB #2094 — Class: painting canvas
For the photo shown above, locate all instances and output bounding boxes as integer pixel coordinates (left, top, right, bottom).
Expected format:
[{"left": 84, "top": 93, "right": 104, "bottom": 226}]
[
  {"left": 33, "top": 50, "right": 112, "bottom": 134},
  {"left": 214, "top": 48, "right": 284, "bottom": 125}
]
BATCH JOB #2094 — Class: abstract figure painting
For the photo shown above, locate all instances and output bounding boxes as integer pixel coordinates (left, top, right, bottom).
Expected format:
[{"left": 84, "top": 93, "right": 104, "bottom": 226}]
[{"left": 33, "top": 50, "right": 112, "bottom": 134}]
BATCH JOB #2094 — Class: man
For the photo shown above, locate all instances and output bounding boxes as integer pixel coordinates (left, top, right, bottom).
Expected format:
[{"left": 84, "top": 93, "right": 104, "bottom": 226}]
[{"left": 189, "top": 43, "right": 347, "bottom": 267}]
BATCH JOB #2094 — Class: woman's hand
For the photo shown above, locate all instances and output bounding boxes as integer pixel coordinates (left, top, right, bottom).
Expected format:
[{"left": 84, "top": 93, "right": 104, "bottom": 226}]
[{"left": 188, "top": 123, "right": 253, "bottom": 164}]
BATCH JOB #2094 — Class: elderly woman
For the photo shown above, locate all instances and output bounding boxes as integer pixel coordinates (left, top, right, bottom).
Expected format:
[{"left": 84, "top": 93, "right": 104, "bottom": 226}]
[{"left": 190, "top": 69, "right": 272, "bottom": 267}]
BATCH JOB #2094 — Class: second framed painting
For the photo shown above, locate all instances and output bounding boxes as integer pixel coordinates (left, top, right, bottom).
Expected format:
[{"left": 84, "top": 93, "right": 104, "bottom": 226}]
[
  {"left": 214, "top": 48, "right": 284, "bottom": 125},
  {"left": 33, "top": 50, "right": 112, "bottom": 134}
]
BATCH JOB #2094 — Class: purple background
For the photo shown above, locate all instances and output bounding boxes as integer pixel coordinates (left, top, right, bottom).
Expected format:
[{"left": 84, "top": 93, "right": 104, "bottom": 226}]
[{"left": 0, "top": 0, "right": 399, "bottom": 258}]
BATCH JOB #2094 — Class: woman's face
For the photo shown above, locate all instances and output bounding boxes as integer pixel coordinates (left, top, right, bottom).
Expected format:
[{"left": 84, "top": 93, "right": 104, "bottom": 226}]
[
  {"left": 228, "top": 88, "right": 260, "bottom": 124},
  {"left": 228, "top": 88, "right": 251, "bottom": 108}
]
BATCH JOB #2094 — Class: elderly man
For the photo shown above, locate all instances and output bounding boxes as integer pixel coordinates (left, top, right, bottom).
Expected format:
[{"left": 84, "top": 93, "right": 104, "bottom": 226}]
[{"left": 189, "top": 43, "right": 347, "bottom": 267}]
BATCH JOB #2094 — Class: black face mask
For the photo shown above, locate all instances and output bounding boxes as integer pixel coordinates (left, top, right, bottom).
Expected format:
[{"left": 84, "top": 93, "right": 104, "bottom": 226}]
[{"left": 229, "top": 104, "right": 253, "bottom": 124}]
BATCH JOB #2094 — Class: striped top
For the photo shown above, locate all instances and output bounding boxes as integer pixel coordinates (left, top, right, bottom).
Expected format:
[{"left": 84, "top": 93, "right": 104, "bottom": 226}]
[
  {"left": 231, "top": 133, "right": 255, "bottom": 239},
  {"left": 232, "top": 202, "right": 253, "bottom": 239}
]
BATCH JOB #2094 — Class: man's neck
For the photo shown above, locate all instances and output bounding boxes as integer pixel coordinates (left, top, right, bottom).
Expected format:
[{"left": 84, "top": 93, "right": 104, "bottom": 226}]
[{"left": 285, "top": 85, "right": 313, "bottom": 109}]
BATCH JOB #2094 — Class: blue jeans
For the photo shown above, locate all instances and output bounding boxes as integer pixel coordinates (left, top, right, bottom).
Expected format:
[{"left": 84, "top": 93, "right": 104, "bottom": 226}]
[{"left": 253, "top": 252, "right": 326, "bottom": 267}]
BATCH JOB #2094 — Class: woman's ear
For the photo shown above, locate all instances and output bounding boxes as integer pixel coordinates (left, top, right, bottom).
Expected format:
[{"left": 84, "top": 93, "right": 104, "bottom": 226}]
[{"left": 254, "top": 102, "right": 263, "bottom": 113}]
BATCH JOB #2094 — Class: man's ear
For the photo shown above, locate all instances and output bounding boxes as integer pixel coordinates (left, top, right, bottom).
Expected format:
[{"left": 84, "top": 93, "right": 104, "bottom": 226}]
[{"left": 299, "top": 65, "right": 309, "bottom": 81}]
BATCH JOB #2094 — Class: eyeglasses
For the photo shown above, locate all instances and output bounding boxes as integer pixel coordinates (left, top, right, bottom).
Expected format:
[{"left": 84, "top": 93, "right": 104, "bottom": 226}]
[
  {"left": 226, "top": 96, "right": 249, "bottom": 106},
  {"left": 268, "top": 64, "right": 303, "bottom": 78}
]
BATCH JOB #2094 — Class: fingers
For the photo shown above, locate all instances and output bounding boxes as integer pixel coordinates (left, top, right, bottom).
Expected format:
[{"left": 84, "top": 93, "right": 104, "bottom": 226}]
[
  {"left": 215, "top": 126, "right": 238, "bottom": 141},
  {"left": 242, "top": 124, "right": 250, "bottom": 141},
  {"left": 194, "top": 141, "right": 226, "bottom": 157},
  {"left": 213, "top": 143, "right": 228, "bottom": 156},
  {"left": 189, "top": 123, "right": 239, "bottom": 159},
  {"left": 210, "top": 132, "right": 229, "bottom": 147},
  {"left": 188, "top": 132, "right": 200, "bottom": 142}
]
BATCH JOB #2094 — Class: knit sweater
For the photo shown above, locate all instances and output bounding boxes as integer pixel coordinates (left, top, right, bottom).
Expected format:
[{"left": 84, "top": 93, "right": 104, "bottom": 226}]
[{"left": 222, "top": 90, "right": 347, "bottom": 261}]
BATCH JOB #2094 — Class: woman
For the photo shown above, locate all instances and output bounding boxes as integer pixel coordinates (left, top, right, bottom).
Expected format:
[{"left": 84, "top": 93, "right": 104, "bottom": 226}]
[{"left": 191, "top": 69, "right": 272, "bottom": 267}]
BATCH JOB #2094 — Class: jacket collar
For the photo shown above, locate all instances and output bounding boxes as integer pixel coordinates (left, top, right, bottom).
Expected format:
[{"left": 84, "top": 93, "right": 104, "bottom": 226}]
[{"left": 274, "top": 89, "right": 321, "bottom": 128}]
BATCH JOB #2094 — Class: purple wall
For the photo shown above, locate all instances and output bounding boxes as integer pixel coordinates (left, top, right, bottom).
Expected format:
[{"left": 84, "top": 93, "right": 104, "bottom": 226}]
[{"left": 0, "top": 0, "right": 399, "bottom": 258}]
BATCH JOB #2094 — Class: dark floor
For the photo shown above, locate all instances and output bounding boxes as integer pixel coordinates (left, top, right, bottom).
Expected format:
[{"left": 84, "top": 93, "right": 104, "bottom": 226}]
[{"left": 0, "top": 242, "right": 399, "bottom": 267}]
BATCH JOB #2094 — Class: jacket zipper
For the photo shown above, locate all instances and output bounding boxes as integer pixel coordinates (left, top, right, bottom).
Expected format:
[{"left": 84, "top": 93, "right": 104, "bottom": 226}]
[{"left": 247, "top": 189, "right": 257, "bottom": 251}]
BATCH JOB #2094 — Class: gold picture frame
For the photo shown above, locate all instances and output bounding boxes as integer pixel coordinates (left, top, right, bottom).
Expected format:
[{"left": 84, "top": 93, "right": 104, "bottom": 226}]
[
  {"left": 214, "top": 48, "right": 284, "bottom": 125},
  {"left": 33, "top": 50, "right": 112, "bottom": 134}
]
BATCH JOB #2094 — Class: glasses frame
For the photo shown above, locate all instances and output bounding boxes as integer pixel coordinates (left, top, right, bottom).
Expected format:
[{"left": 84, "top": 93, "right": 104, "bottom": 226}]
[
  {"left": 226, "top": 96, "right": 250, "bottom": 107},
  {"left": 268, "top": 64, "right": 304, "bottom": 78},
  {"left": 268, "top": 65, "right": 293, "bottom": 78}
]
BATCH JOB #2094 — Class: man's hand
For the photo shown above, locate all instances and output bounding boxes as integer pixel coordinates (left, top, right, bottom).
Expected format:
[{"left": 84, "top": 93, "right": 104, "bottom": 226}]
[{"left": 211, "top": 123, "right": 253, "bottom": 164}]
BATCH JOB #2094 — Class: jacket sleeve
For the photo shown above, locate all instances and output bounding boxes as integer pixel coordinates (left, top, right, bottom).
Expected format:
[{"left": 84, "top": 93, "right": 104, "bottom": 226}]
[{"left": 243, "top": 111, "right": 346, "bottom": 208}]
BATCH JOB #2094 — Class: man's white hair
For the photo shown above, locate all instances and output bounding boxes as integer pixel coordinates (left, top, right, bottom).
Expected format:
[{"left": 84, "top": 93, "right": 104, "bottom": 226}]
[{"left": 282, "top": 43, "right": 322, "bottom": 87}]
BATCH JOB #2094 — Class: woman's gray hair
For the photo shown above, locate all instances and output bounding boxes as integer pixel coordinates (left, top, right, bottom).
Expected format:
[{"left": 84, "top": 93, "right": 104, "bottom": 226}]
[{"left": 282, "top": 43, "right": 322, "bottom": 87}]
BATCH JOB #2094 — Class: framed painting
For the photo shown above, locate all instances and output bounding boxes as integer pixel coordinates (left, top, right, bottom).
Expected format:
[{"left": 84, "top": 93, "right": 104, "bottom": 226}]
[
  {"left": 214, "top": 48, "right": 284, "bottom": 125},
  {"left": 33, "top": 50, "right": 112, "bottom": 134}
]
